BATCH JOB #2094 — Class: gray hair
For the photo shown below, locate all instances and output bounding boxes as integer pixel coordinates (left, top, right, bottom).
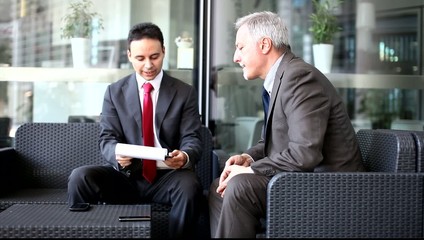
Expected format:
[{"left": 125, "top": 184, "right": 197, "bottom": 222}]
[{"left": 235, "top": 11, "right": 289, "bottom": 50}]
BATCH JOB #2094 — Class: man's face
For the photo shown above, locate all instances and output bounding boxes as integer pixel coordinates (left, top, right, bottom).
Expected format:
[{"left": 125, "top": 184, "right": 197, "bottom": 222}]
[
  {"left": 127, "top": 38, "right": 165, "bottom": 80},
  {"left": 233, "top": 25, "right": 263, "bottom": 80}
]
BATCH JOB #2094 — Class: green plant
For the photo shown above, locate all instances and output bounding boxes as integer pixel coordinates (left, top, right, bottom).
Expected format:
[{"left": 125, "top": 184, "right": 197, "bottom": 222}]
[
  {"left": 358, "top": 89, "right": 400, "bottom": 129},
  {"left": 60, "top": 0, "right": 104, "bottom": 39},
  {"left": 309, "top": 0, "right": 342, "bottom": 44}
]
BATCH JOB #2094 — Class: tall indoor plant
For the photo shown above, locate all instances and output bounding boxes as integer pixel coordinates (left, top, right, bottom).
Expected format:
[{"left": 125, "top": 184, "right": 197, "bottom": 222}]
[
  {"left": 358, "top": 89, "right": 400, "bottom": 129},
  {"left": 61, "top": 0, "right": 104, "bottom": 68},
  {"left": 309, "top": 0, "right": 342, "bottom": 73}
]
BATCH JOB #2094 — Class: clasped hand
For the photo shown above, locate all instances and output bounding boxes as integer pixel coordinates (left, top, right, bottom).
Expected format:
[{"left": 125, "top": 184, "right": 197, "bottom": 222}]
[{"left": 216, "top": 154, "right": 253, "bottom": 197}]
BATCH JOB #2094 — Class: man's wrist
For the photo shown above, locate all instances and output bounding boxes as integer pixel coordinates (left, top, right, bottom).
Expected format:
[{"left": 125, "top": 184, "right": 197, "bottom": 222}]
[{"left": 182, "top": 151, "right": 190, "bottom": 168}]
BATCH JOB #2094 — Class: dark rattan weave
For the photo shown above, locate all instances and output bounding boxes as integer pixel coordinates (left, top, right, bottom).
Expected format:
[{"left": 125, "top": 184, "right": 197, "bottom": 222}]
[
  {"left": 263, "top": 129, "right": 424, "bottom": 238},
  {"left": 357, "top": 129, "right": 416, "bottom": 172},
  {"left": 267, "top": 172, "right": 423, "bottom": 238},
  {"left": 0, "top": 204, "right": 150, "bottom": 238},
  {"left": 0, "top": 123, "right": 103, "bottom": 211},
  {"left": 0, "top": 123, "right": 215, "bottom": 238},
  {"left": 376, "top": 129, "right": 424, "bottom": 173},
  {"left": 410, "top": 131, "right": 424, "bottom": 172},
  {"left": 15, "top": 122, "right": 105, "bottom": 189},
  {"left": 0, "top": 189, "right": 67, "bottom": 210}
]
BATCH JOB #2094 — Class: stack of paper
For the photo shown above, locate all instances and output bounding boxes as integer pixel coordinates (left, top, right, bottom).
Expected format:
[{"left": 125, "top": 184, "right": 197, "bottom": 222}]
[{"left": 115, "top": 143, "right": 168, "bottom": 161}]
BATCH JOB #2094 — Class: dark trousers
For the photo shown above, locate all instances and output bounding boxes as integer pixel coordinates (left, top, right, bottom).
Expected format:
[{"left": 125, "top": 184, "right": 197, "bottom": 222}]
[
  {"left": 208, "top": 174, "right": 270, "bottom": 238},
  {"left": 67, "top": 165, "right": 202, "bottom": 239}
]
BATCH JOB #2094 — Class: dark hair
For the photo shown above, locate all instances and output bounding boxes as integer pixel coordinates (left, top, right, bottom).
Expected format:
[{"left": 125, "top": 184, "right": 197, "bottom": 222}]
[{"left": 127, "top": 22, "right": 164, "bottom": 50}]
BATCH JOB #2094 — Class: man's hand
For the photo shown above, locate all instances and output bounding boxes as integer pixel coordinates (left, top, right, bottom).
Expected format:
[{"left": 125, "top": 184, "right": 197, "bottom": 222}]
[
  {"left": 164, "top": 149, "right": 187, "bottom": 169},
  {"left": 216, "top": 165, "right": 253, "bottom": 197},
  {"left": 116, "top": 155, "right": 132, "bottom": 168},
  {"left": 225, "top": 153, "right": 253, "bottom": 167}
]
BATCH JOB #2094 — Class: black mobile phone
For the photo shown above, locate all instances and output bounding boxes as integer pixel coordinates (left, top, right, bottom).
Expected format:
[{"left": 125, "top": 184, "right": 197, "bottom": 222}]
[
  {"left": 69, "top": 202, "right": 91, "bottom": 211},
  {"left": 118, "top": 215, "right": 151, "bottom": 221}
]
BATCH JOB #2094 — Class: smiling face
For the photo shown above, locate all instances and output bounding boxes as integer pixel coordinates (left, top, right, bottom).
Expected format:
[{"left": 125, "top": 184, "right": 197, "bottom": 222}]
[
  {"left": 233, "top": 25, "right": 266, "bottom": 80},
  {"left": 127, "top": 38, "right": 165, "bottom": 80}
]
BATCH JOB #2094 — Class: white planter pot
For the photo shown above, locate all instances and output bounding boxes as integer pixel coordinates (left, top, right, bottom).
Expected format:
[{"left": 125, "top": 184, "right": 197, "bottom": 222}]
[
  {"left": 71, "top": 38, "right": 91, "bottom": 68},
  {"left": 312, "top": 44, "right": 334, "bottom": 74}
]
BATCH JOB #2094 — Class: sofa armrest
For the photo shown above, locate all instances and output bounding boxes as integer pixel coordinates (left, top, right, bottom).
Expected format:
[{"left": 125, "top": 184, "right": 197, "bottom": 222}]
[
  {"left": 266, "top": 172, "right": 424, "bottom": 238},
  {"left": 357, "top": 129, "right": 416, "bottom": 172},
  {"left": 212, "top": 149, "right": 230, "bottom": 175},
  {"left": 0, "top": 147, "right": 21, "bottom": 195}
]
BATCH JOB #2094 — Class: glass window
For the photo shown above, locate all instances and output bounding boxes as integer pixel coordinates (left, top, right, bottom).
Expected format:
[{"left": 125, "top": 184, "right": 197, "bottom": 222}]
[
  {"left": 0, "top": 0, "right": 200, "bottom": 144},
  {"left": 1, "top": 0, "right": 423, "bottom": 152},
  {"left": 210, "top": 0, "right": 424, "bottom": 154}
]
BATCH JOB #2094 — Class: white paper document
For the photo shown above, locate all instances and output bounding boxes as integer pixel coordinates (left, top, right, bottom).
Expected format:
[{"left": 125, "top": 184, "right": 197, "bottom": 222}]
[{"left": 115, "top": 143, "right": 169, "bottom": 161}]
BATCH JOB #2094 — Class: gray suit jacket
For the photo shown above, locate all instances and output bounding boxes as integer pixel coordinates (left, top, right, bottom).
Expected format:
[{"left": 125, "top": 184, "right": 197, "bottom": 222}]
[
  {"left": 246, "top": 51, "right": 365, "bottom": 176},
  {"left": 99, "top": 71, "right": 202, "bottom": 171}
]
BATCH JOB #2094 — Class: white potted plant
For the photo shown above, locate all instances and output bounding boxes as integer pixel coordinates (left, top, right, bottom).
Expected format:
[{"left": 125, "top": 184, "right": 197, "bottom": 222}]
[
  {"left": 61, "top": 0, "right": 104, "bottom": 68},
  {"left": 309, "top": 0, "right": 342, "bottom": 73}
]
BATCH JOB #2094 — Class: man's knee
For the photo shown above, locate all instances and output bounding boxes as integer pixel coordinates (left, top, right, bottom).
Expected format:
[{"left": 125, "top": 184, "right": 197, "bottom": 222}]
[
  {"left": 68, "top": 165, "right": 96, "bottom": 187},
  {"left": 69, "top": 166, "right": 88, "bottom": 179},
  {"left": 224, "top": 174, "right": 257, "bottom": 198}
]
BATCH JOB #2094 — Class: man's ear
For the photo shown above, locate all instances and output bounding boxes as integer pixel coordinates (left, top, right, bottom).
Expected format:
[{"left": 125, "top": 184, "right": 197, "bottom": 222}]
[{"left": 260, "top": 37, "right": 272, "bottom": 53}]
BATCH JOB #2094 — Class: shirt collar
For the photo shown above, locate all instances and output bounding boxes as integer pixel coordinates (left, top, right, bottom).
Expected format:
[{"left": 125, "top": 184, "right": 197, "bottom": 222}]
[
  {"left": 263, "top": 54, "right": 284, "bottom": 95},
  {"left": 136, "top": 70, "right": 163, "bottom": 90}
]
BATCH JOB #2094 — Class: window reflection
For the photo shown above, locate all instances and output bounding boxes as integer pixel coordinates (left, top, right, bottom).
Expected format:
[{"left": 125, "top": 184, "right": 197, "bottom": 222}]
[
  {"left": 0, "top": 0, "right": 423, "bottom": 154},
  {"left": 211, "top": 0, "right": 424, "bottom": 153},
  {"left": 0, "top": 0, "right": 198, "bottom": 143}
]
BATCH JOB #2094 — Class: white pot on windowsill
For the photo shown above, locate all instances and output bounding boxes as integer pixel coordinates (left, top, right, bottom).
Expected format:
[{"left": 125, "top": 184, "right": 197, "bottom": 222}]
[
  {"left": 312, "top": 43, "right": 334, "bottom": 74},
  {"left": 71, "top": 38, "right": 91, "bottom": 68}
]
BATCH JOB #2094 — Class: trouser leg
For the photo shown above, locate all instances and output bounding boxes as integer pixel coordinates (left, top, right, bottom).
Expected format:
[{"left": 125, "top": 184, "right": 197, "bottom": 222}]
[
  {"left": 149, "top": 169, "right": 202, "bottom": 239},
  {"left": 67, "top": 165, "right": 139, "bottom": 207},
  {"left": 208, "top": 174, "right": 269, "bottom": 238}
]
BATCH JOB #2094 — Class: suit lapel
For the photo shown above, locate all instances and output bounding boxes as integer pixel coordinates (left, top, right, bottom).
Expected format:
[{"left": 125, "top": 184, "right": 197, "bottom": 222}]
[
  {"left": 265, "top": 51, "right": 295, "bottom": 140},
  {"left": 122, "top": 73, "right": 142, "bottom": 132},
  {"left": 156, "top": 72, "right": 176, "bottom": 136}
]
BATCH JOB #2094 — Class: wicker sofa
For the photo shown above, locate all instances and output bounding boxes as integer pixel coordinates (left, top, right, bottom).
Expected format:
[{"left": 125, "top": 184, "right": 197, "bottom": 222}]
[
  {"left": 0, "top": 122, "right": 215, "bottom": 238},
  {"left": 265, "top": 129, "right": 424, "bottom": 238}
]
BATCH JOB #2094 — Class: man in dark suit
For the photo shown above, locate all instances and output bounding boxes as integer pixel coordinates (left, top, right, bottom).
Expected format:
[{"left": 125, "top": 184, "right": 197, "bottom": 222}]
[
  {"left": 208, "top": 11, "right": 365, "bottom": 238},
  {"left": 67, "top": 22, "right": 203, "bottom": 239}
]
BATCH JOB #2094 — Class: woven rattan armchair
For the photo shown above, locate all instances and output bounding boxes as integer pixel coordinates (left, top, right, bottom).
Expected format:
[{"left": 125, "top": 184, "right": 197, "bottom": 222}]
[{"left": 265, "top": 129, "right": 424, "bottom": 238}]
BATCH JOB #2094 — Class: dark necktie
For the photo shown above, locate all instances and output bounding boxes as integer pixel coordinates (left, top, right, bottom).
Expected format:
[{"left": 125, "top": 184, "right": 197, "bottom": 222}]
[
  {"left": 262, "top": 87, "right": 270, "bottom": 123},
  {"left": 142, "top": 82, "right": 156, "bottom": 183}
]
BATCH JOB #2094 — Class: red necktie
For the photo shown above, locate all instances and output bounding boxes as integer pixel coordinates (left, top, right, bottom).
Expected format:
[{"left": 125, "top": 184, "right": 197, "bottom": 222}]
[{"left": 142, "top": 82, "right": 156, "bottom": 183}]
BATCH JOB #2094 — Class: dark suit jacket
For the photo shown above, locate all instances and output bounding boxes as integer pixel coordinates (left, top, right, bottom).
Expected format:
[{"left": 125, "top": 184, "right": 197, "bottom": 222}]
[
  {"left": 246, "top": 51, "right": 365, "bottom": 176},
  {"left": 99, "top": 71, "right": 202, "bottom": 172}
]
